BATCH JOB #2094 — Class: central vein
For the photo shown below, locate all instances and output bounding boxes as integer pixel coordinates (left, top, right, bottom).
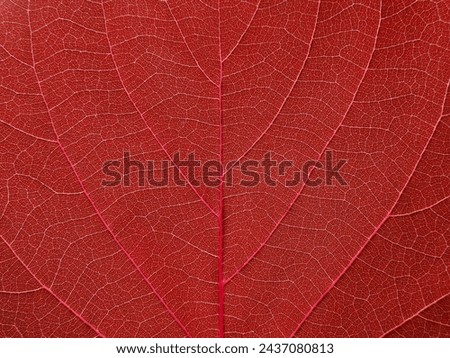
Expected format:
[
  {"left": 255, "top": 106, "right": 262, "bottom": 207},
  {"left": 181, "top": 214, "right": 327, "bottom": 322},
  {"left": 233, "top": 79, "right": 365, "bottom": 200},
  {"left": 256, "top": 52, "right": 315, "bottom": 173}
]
[{"left": 217, "top": 1, "right": 225, "bottom": 338}]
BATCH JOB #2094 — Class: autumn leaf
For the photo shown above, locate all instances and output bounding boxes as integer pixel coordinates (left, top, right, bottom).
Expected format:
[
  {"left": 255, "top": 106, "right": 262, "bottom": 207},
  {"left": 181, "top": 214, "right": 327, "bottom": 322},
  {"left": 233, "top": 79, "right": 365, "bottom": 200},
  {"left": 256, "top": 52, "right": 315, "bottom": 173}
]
[{"left": 0, "top": 0, "right": 449, "bottom": 337}]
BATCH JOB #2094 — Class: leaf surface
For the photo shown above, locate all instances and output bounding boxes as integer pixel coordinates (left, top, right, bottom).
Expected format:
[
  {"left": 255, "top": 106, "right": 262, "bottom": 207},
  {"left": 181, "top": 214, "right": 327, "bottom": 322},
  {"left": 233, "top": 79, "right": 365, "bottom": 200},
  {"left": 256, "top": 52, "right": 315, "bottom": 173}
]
[{"left": 0, "top": 0, "right": 449, "bottom": 337}]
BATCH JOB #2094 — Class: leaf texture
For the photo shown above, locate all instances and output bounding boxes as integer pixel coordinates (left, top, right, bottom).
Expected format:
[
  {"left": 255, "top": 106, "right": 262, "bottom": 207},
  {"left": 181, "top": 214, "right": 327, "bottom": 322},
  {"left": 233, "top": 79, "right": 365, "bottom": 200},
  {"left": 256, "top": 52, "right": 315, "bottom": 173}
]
[{"left": 0, "top": 0, "right": 449, "bottom": 337}]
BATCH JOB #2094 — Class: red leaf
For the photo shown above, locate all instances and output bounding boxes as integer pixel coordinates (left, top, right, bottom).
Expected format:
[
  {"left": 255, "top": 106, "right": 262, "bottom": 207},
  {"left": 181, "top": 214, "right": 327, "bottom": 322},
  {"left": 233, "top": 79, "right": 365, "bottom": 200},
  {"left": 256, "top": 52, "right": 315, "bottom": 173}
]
[{"left": 0, "top": 0, "right": 449, "bottom": 337}]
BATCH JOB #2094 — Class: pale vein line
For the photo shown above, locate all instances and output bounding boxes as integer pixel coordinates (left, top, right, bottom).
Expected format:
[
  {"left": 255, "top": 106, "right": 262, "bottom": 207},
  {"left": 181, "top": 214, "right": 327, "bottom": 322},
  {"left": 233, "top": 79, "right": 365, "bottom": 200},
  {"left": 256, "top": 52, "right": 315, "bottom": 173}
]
[
  {"left": 390, "top": 195, "right": 450, "bottom": 217},
  {"left": 221, "top": 0, "right": 261, "bottom": 63},
  {"left": 165, "top": 1, "right": 219, "bottom": 87},
  {"left": 0, "top": 44, "right": 32, "bottom": 68},
  {"left": 0, "top": 288, "right": 42, "bottom": 294},
  {"left": 381, "top": 292, "right": 450, "bottom": 337},
  {"left": 0, "top": 119, "right": 57, "bottom": 143}
]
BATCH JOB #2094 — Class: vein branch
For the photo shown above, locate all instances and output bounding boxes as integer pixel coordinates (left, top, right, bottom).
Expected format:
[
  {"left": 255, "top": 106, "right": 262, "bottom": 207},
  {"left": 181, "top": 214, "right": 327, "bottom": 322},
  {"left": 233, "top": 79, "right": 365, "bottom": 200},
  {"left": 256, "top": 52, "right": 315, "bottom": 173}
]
[
  {"left": 0, "top": 234, "right": 105, "bottom": 337},
  {"left": 24, "top": 2, "right": 192, "bottom": 338},
  {"left": 291, "top": 80, "right": 450, "bottom": 337},
  {"left": 101, "top": 3, "right": 218, "bottom": 218}
]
